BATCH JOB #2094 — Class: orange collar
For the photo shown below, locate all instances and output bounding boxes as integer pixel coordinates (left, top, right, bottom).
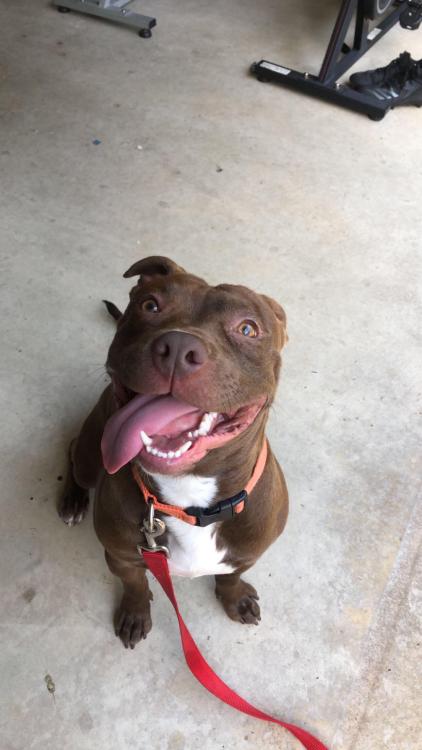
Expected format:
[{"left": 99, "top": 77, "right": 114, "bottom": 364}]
[{"left": 131, "top": 440, "right": 268, "bottom": 527}]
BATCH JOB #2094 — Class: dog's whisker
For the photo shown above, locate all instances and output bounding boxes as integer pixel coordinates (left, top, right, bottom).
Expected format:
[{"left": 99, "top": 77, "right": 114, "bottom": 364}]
[
  {"left": 84, "top": 363, "right": 108, "bottom": 374},
  {"left": 84, "top": 366, "right": 109, "bottom": 380},
  {"left": 82, "top": 366, "right": 110, "bottom": 388}
]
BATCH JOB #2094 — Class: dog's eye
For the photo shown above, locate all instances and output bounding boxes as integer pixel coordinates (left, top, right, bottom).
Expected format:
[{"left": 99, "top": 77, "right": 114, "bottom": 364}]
[
  {"left": 237, "top": 320, "right": 259, "bottom": 338},
  {"left": 141, "top": 297, "right": 160, "bottom": 313}
]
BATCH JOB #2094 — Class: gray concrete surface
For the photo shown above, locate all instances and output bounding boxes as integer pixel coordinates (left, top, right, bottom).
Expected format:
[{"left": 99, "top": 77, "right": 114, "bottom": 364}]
[{"left": 1, "top": 1, "right": 421, "bottom": 749}]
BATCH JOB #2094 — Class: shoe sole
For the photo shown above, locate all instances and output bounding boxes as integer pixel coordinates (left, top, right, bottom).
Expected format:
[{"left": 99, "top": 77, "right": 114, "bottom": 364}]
[{"left": 351, "top": 85, "right": 422, "bottom": 108}]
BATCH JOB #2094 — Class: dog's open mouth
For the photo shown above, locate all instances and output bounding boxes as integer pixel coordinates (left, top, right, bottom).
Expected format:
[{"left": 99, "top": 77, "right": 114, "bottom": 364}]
[{"left": 101, "top": 378, "right": 266, "bottom": 475}]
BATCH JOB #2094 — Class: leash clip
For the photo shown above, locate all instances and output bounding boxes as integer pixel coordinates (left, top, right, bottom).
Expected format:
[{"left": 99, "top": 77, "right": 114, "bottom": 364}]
[{"left": 137, "top": 500, "right": 170, "bottom": 557}]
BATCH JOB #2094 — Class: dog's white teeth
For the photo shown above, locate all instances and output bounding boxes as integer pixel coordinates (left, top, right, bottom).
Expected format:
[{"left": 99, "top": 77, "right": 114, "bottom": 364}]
[
  {"left": 146, "top": 441, "right": 192, "bottom": 461},
  {"left": 201, "top": 419, "right": 213, "bottom": 434},
  {"left": 140, "top": 430, "right": 153, "bottom": 446},
  {"left": 172, "top": 442, "right": 191, "bottom": 459},
  {"left": 197, "top": 412, "right": 214, "bottom": 436},
  {"left": 144, "top": 413, "right": 220, "bottom": 460},
  {"left": 187, "top": 413, "right": 218, "bottom": 442}
]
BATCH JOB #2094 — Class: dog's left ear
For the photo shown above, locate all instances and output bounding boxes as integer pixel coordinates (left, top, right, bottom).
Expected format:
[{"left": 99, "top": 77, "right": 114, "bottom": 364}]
[
  {"left": 261, "top": 294, "right": 289, "bottom": 348},
  {"left": 123, "top": 256, "right": 186, "bottom": 282}
]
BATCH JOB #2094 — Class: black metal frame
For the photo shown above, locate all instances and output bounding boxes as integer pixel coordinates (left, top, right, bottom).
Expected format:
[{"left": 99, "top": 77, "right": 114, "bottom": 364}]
[{"left": 251, "top": 0, "right": 408, "bottom": 120}]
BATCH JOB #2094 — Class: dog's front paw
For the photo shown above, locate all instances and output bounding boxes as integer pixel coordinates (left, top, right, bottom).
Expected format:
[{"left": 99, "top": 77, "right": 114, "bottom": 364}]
[
  {"left": 58, "top": 487, "right": 89, "bottom": 526},
  {"left": 216, "top": 580, "right": 261, "bottom": 625},
  {"left": 114, "top": 605, "right": 152, "bottom": 649}
]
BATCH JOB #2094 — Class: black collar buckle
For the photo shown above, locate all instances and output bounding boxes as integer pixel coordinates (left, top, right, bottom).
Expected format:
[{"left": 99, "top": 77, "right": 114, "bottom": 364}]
[{"left": 185, "top": 490, "right": 248, "bottom": 527}]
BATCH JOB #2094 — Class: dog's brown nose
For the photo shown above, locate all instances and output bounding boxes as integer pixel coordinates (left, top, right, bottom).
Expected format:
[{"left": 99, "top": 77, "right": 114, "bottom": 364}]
[{"left": 151, "top": 331, "right": 207, "bottom": 379}]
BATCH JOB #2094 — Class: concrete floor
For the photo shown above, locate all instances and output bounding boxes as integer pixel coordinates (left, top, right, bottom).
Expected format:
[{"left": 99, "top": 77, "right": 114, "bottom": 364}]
[{"left": 1, "top": 1, "right": 421, "bottom": 748}]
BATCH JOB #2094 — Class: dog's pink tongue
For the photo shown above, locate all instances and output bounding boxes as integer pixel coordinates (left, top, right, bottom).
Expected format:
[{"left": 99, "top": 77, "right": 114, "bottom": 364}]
[{"left": 101, "top": 394, "right": 200, "bottom": 474}]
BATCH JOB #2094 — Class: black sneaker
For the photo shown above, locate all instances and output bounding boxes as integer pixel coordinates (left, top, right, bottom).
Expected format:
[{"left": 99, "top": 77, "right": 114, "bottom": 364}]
[
  {"left": 349, "top": 52, "right": 422, "bottom": 108},
  {"left": 349, "top": 51, "right": 414, "bottom": 89}
]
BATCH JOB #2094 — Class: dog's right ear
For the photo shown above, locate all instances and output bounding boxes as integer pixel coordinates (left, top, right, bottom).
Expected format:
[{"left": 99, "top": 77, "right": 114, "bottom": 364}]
[
  {"left": 261, "top": 294, "right": 289, "bottom": 349},
  {"left": 123, "top": 256, "right": 186, "bottom": 283}
]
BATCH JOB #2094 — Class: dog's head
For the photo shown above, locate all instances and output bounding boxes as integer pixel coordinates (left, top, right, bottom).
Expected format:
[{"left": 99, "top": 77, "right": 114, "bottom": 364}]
[{"left": 102, "top": 256, "right": 287, "bottom": 475}]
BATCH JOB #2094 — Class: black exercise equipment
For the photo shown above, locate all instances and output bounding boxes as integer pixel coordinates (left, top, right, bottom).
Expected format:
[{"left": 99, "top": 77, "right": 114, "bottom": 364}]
[
  {"left": 53, "top": 0, "right": 156, "bottom": 38},
  {"left": 400, "top": 1, "right": 422, "bottom": 29},
  {"left": 251, "top": 0, "right": 418, "bottom": 120},
  {"left": 365, "top": 1, "right": 395, "bottom": 20}
]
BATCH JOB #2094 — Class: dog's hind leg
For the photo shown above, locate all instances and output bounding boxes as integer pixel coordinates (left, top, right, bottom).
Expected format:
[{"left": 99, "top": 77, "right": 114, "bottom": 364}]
[
  {"left": 58, "top": 386, "right": 113, "bottom": 526},
  {"left": 58, "top": 438, "right": 90, "bottom": 526}
]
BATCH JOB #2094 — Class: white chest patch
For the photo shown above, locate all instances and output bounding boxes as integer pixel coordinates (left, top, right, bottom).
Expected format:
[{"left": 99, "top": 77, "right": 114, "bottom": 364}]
[{"left": 150, "top": 472, "right": 235, "bottom": 579}]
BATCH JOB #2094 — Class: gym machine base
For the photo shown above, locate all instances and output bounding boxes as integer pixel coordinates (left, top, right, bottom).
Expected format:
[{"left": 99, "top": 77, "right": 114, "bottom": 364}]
[
  {"left": 251, "top": 1, "right": 409, "bottom": 120},
  {"left": 53, "top": 0, "right": 156, "bottom": 38}
]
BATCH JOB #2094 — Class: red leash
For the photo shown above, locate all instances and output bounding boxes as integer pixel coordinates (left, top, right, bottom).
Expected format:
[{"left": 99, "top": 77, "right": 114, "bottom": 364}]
[{"left": 142, "top": 549, "right": 329, "bottom": 750}]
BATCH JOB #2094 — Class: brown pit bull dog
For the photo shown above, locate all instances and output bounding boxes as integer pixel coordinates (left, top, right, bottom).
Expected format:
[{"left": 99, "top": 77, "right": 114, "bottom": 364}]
[{"left": 59, "top": 256, "right": 289, "bottom": 649}]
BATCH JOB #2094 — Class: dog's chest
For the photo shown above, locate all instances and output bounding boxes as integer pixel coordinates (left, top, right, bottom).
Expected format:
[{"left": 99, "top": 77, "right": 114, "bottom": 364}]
[{"left": 150, "top": 473, "right": 235, "bottom": 578}]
